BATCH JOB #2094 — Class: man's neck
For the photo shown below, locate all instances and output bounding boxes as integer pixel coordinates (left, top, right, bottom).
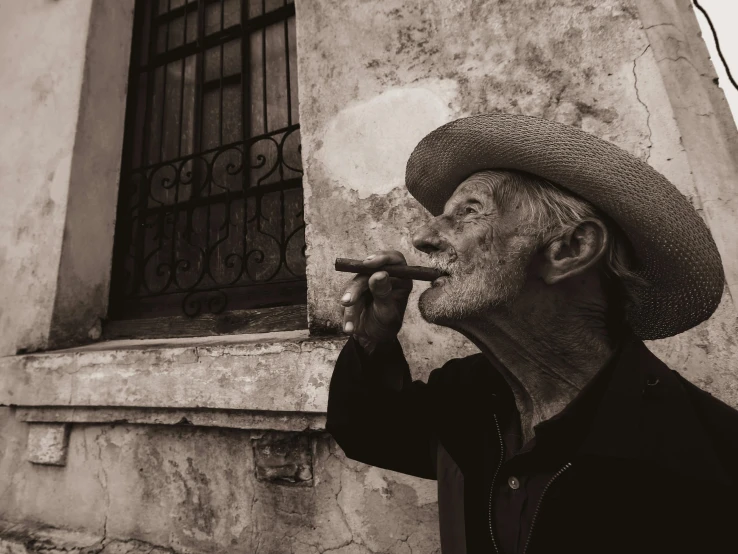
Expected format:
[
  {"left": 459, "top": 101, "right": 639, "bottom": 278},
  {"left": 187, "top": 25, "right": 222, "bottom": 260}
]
[{"left": 454, "top": 290, "right": 617, "bottom": 444}]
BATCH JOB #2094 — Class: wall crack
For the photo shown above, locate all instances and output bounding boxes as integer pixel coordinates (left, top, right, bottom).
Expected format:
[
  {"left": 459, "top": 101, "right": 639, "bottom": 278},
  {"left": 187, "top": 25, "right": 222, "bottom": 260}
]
[
  {"left": 657, "top": 54, "right": 704, "bottom": 76},
  {"left": 93, "top": 428, "right": 112, "bottom": 544},
  {"left": 633, "top": 45, "right": 653, "bottom": 162}
]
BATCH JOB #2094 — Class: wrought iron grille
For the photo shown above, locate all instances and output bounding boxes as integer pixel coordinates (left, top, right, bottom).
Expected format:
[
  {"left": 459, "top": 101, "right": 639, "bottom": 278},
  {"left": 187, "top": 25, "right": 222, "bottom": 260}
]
[{"left": 110, "top": 0, "right": 306, "bottom": 319}]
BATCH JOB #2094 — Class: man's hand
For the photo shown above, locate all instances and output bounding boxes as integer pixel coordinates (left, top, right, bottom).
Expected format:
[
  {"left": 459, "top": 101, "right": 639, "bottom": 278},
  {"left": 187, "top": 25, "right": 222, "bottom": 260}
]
[{"left": 339, "top": 250, "right": 413, "bottom": 349}]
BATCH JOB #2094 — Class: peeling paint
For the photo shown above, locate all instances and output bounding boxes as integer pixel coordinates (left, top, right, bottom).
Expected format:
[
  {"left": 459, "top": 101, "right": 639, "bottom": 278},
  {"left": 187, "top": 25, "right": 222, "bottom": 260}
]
[
  {"left": 0, "top": 418, "right": 442, "bottom": 554},
  {"left": 316, "top": 86, "right": 454, "bottom": 199}
]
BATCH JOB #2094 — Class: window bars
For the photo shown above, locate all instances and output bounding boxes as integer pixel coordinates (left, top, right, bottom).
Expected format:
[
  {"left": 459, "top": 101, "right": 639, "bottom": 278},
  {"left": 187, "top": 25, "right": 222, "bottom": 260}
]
[{"left": 110, "top": 0, "right": 306, "bottom": 319}]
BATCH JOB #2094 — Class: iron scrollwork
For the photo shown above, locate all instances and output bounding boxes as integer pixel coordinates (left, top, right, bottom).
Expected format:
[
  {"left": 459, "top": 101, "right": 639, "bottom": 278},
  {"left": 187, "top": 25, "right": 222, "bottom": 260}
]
[{"left": 114, "top": 125, "right": 306, "bottom": 317}]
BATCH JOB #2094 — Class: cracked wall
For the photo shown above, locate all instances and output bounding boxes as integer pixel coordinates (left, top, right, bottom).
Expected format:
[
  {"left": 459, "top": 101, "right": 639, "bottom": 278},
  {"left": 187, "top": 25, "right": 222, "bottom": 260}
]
[{"left": 0, "top": 409, "right": 441, "bottom": 554}]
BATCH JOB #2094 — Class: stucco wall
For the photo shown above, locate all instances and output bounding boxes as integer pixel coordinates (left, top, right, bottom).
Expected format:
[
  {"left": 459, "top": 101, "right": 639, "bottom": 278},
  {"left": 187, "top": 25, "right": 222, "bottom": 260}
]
[
  {"left": 47, "top": 0, "right": 135, "bottom": 349},
  {"left": 0, "top": 0, "right": 94, "bottom": 356},
  {"left": 0, "top": 0, "right": 134, "bottom": 356},
  {"left": 0, "top": 408, "right": 441, "bottom": 554}
]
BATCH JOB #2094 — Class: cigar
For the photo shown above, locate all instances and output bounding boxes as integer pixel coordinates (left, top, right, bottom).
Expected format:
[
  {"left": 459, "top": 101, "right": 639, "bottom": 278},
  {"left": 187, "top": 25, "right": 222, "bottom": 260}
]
[{"left": 335, "top": 258, "right": 444, "bottom": 282}]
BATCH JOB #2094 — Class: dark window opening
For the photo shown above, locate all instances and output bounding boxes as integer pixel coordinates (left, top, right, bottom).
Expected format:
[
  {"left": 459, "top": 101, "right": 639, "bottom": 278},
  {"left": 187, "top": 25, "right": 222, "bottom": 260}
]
[{"left": 109, "top": 0, "right": 306, "bottom": 327}]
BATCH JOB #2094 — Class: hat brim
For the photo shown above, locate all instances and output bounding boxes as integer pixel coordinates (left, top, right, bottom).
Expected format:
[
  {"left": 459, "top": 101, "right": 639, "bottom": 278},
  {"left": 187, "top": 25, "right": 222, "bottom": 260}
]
[{"left": 405, "top": 113, "right": 724, "bottom": 339}]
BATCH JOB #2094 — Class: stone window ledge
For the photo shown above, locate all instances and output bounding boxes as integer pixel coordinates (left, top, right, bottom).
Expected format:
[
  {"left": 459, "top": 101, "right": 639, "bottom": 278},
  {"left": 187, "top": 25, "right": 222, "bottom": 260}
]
[{"left": 0, "top": 330, "right": 344, "bottom": 432}]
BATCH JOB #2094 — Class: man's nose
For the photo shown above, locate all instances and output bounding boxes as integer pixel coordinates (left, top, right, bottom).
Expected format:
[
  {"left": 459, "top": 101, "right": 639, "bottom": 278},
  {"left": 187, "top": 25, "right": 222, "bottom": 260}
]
[{"left": 412, "top": 220, "right": 449, "bottom": 255}]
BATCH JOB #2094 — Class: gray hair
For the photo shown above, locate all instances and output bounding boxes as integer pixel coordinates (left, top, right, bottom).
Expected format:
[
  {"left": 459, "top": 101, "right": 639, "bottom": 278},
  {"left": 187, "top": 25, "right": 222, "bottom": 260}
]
[{"left": 480, "top": 170, "right": 649, "bottom": 295}]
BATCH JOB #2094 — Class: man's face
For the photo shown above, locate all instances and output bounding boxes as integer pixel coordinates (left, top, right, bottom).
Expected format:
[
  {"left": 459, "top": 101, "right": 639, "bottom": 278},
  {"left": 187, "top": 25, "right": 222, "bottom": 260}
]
[{"left": 413, "top": 172, "right": 538, "bottom": 324}]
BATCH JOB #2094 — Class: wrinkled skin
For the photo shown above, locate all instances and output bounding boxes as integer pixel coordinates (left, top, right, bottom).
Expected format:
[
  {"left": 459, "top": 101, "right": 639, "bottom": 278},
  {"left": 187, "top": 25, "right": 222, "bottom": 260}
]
[
  {"left": 339, "top": 170, "right": 617, "bottom": 443},
  {"left": 413, "top": 178, "right": 535, "bottom": 323}
]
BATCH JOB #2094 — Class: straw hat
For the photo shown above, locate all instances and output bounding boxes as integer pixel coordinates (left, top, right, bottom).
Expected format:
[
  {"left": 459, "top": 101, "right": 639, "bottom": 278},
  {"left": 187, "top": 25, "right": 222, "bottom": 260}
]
[{"left": 405, "top": 113, "right": 724, "bottom": 340}]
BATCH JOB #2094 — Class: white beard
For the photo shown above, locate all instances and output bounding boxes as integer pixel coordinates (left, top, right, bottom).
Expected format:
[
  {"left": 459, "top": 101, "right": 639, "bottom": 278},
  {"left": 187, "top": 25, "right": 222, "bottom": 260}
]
[{"left": 418, "top": 252, "right": 528, "bottom": 323}]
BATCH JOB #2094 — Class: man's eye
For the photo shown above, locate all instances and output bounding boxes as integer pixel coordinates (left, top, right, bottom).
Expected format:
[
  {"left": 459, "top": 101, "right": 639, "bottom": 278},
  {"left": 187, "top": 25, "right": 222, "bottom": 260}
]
[{"left": 463, "top": 206, "right": 477, "bottom": 215}]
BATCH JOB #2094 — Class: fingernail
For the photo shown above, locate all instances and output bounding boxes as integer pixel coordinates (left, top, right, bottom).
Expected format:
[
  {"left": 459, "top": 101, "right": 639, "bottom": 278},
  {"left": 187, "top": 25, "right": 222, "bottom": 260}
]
[
  {"left": 344, "top": 321, "right": 354, "bottom": 333},
  {"left": 377, "top": 272, "right": 387, "bottom": 280},
  {"left": 341, "top": 292, "right": 351, "bottom": 303},
  {"left": 364, "top": 254, "right": 376, "bottom": 261}
]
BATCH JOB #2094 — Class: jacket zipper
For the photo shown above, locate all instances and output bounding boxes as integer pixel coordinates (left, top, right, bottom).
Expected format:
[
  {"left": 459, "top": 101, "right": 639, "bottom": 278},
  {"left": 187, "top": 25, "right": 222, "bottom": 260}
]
[
  {"left": 522, "top": 462, "right": 573, "bottom": 554},
  {"left": 488, "top": 414, "right": 504, "bottom": 554}
]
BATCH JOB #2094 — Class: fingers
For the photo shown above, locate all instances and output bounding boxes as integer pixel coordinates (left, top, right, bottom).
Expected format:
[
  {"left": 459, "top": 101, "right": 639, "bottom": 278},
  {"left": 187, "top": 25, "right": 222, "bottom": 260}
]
[
  {"left": 342, "top": 300, "right": 364, "bottom": 334},
  {"left": 367, "top": 271, "right": 408, "bottom": 328},
  {"left": 340, "top": 274, "right": 368, "bottom": 334},
  {"left": 340, "top": 272, "right": 395, "bottom": 335},
  {"left": 338, "top": 250, "right": 411, "bottom": 340},
  {"left": 340, "top": 274, "right": 369, "bottom": 307},
  {"left": 367, "top": 272, "right": 395, "bottom": 324}
]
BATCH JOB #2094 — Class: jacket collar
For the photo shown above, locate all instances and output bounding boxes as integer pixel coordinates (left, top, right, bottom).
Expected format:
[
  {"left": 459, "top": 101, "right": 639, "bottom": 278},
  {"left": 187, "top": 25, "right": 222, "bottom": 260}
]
[{"left": 571, "top": 335, "right": 732, "bottom": 485}]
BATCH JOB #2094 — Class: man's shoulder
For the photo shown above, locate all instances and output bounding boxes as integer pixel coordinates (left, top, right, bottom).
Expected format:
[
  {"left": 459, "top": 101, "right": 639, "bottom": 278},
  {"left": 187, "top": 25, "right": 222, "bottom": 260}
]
[
  {"left": 675, "top": 373, "right": 738, "bottom": 468},
  {"left": 677, "top": 373, "right": 738, "bottom": 423},
  {"left": 635, "top": 340, "right": 738, "bottom": 436}
]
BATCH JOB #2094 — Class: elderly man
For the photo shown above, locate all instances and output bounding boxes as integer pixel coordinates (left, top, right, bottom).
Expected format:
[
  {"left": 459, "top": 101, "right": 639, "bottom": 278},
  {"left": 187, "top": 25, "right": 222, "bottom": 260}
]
[{"left": 326, "top": 115, "right": 738, "bottom": 554}]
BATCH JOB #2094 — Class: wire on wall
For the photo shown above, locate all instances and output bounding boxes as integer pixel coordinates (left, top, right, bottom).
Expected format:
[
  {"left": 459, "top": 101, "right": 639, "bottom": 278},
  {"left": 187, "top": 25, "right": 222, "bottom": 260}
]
[{"left": 693, "top": 0, "right": 738, "bottom": 92}]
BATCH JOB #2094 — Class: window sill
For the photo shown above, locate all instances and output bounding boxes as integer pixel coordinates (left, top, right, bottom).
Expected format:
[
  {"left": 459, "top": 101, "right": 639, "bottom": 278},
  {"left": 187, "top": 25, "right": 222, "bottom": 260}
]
[
  {"left": 0, "top": 329, "right": 345, "bottom": 432},
  {"left": 103, "top": 304, "right": 307, "bottom": 341}
]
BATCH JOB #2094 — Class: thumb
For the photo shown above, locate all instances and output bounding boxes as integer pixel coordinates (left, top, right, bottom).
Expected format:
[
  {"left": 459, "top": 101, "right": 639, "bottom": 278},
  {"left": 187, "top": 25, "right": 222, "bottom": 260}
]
[
  {"left": 368, "top": 271, "right": 396, "bottom": 321},
  {"left": 368, "top": 271, "right": 392, "bottom": 300}
]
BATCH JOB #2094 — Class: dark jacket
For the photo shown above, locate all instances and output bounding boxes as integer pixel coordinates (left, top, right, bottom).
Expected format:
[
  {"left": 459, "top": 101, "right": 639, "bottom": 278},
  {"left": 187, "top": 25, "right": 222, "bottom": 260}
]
[{"left": 326, "top": 335, "right": 738, "bottom": 554}]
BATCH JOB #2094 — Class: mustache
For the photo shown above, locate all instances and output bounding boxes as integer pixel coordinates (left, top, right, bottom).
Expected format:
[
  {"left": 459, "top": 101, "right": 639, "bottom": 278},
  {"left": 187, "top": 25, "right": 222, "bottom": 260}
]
[{"left": 426, "top": 252, "right": 459, "bottom": 275}]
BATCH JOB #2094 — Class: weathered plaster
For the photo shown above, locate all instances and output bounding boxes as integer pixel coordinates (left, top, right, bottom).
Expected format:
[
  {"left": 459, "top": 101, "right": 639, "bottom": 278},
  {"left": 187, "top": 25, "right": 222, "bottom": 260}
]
[
  {"left": 634, "top": 0, "right": 738, "bottom": 302},
  {"left": 0, "top": 334, "right": 343, "bottom": 413},
  {"left": 316, "top": 86, "right": 455, "bottom": 199},
  {"left": 0, "top": 0, "right": 94, "bottom": 356},
  {"left": 0, "top": 412, "right": 441, "bottom": 554},
  {"left": 18, "top": 407, "right": 326, "bottom": 434},
  {"left": 0, "top": 519, "right": 105, "bottom": 554},
  {"left": 48, "top": 0, "right": 135, "bottom": 349},
  {"left": 26, "top": 423, "right": 70, "bottom": 466},
  {"left": 0, "top": 1, "right": 135, "bottom": 355},
  {"left": 624, "top": 0, "right": 738, "bottom": 407}
]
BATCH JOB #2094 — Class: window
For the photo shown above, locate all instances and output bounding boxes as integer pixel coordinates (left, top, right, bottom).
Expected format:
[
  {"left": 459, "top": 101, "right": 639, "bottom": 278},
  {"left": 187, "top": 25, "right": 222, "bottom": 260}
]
[{"left": 109, "top": 0, "right": 305, "bottom": 326}]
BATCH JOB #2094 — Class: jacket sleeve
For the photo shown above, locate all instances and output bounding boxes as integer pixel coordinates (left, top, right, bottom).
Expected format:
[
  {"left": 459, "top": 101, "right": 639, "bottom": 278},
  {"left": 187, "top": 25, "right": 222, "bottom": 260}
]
[{"left": 326, "top": 336, "right": 437, "bottom": 480}]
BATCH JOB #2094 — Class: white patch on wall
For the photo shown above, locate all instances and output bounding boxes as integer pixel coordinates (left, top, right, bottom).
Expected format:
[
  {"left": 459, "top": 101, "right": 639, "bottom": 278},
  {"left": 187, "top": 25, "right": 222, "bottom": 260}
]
[
  {"left": 317, "top": 86, "right": 454, "bottom": 199},
  {"left": 364, "top": 466, "right": 437, "bottom": 506}
]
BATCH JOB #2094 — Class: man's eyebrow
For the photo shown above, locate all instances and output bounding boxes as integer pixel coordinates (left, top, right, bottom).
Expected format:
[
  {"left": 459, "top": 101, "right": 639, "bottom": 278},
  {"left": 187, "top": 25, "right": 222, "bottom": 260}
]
[
  {"left": 456, "top": 194, "right": 488, "bottom": 207},
  {"left": 449, "top": 195, "right": 482, "bottom": 208}
]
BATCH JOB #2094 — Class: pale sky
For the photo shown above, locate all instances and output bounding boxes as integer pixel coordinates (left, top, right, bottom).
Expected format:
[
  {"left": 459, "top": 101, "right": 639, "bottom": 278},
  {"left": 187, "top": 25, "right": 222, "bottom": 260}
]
[{"left": 695, "top": 0, "right": 738, "bottom": 126}]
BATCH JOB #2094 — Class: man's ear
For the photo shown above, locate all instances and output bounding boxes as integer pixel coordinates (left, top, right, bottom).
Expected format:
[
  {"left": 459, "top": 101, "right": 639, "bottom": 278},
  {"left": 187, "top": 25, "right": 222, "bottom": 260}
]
[{"left": 540, "top": 219, "right": 609, "bottom": 285}]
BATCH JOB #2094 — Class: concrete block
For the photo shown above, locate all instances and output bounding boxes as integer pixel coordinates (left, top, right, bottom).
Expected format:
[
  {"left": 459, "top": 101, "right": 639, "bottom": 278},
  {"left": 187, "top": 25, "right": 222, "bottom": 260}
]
[{"left": 26, "top": 423, "right": 69, "bottom": 466}]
